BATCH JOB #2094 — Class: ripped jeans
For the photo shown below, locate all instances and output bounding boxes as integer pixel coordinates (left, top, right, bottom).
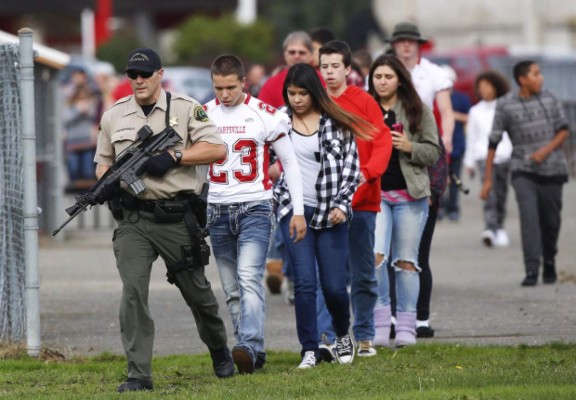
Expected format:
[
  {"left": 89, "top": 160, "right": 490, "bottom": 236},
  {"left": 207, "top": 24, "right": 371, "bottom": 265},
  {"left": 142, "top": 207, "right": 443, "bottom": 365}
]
[{"left": 374, "top": 196, "right": 428, "bottom": 312}]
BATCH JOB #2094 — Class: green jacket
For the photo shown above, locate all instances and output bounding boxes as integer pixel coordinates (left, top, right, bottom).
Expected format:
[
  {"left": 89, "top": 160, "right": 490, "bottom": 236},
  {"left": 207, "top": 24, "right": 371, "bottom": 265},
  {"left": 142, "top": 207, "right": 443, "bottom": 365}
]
[{"left": 390, "top": 101, "right": 440, "bottom": 199}]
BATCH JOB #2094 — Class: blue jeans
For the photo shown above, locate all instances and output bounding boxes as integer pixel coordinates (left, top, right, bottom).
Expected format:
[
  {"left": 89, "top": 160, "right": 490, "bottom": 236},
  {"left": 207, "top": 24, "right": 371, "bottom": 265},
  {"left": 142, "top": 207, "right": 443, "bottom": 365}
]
[
  {"left": 374, "top": 197, "right": 428, "bottom": 312},
  {"left": 207, "top": 200, "right": 274, "bottom": 357},
  {"left": 267, "top": 222, "right": 293, "bottom": 280},
  {"left": 347, "top": 211, "right": 377, "bottom": 342},
  {"left": 280, "top": 206, "right": 350, "bottom": 356},
  {"left": 66, "top": 148, "right": 96, "bottom": 181}
]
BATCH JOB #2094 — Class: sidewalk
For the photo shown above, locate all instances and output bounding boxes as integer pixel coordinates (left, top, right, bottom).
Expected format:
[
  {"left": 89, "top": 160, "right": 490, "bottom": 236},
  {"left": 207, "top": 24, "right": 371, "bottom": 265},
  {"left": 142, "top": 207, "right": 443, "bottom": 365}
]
[{"left": 39, "top": 178, "right": 576, "bottom": 357}]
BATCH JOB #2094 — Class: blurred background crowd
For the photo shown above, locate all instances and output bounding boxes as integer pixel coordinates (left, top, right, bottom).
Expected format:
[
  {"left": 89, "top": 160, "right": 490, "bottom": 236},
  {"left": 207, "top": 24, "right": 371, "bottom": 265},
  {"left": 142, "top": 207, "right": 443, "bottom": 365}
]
[{"left": 0, "top": 0, "right": 575, "bottom": 233}]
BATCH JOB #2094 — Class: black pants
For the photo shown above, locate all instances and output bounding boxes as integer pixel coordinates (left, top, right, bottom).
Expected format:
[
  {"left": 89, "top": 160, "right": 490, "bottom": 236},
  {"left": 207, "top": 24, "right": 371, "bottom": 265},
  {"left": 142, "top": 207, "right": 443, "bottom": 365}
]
[
  {"left": 388, "top": 192, "right": 439, "bottom": 322},
  {"left": 511, "top": 175, "right": 563, "bottom": 276}
]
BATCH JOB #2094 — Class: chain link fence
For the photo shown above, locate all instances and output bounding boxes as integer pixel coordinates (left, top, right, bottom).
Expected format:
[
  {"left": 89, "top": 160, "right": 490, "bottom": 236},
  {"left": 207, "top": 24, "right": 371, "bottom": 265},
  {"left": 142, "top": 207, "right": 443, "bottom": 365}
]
[{"left": 0, "top": 43, "right": 26, "bottom": 341}]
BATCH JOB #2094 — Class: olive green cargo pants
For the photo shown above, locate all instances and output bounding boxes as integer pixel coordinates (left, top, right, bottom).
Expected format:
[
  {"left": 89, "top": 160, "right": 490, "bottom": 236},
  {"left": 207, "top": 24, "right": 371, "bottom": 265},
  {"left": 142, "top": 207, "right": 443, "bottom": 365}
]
[{"left": 112, "top": 209, "right": 228, "bottom": 380}]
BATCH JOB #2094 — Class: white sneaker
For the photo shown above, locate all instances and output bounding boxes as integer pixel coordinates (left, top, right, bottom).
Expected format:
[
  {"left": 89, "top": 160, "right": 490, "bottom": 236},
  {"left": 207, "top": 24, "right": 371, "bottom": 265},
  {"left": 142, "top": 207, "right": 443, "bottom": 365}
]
[
  {"left": 494, "top": 229, "right": 510, "bottom": 247},
  {"left": 480, "top": 230, "right": 495, "bottom": 247},
  {"left": 298, "top": 351, "right": 317, "bottom": 369}
]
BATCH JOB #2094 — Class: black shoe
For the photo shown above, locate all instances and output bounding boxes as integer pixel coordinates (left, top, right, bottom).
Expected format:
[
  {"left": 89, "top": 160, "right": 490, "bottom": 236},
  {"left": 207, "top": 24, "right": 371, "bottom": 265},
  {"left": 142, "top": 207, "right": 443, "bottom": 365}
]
[
  {"left": 232, "top": 345, "right": 255, "bottom": 374},
  {"left": 521, "top": 274, "right": 538, "bottom": 286},
  {"left": 117, "top": 378, "right": 153, "bottom": 393},
  {"left": 389, "top": 322, "right": 396, "bottom": 339},
  {"left": 416, "top": 326, "right": 435, "bottom": 338},
  {"left": 543, "top": 263, "right": 557, "bottom": 284},
  {"left": 210, "top": 347, "right": 235, "bottom": 378},
  {"left": 254, "top": 351, "right": 267, "bottom": 370}
]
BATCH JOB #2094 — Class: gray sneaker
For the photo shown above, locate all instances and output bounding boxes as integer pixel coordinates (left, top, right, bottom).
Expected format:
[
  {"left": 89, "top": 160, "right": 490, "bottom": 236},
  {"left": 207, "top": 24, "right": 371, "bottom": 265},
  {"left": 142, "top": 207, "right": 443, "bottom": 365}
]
[{"left": 285, "top": 279, "right": 295, "bottom": 305}]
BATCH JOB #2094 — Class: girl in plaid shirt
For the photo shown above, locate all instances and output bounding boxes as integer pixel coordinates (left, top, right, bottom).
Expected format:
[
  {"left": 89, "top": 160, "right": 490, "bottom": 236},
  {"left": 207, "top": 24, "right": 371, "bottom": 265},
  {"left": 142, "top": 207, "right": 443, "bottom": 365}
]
[{"left": 274, "top": 63, "right": 374, "bottom": 369}]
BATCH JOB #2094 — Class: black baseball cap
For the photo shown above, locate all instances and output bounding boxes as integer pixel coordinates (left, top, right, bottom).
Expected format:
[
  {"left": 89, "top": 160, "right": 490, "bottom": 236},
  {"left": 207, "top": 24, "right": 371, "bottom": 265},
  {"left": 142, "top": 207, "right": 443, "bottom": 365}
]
[{"left": 125, "top": 47, "right": 162, "bottom": 73}]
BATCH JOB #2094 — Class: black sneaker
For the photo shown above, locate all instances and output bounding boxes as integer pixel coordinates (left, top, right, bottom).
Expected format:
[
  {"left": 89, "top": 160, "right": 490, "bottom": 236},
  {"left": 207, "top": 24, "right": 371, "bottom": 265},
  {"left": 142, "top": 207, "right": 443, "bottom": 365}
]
[
  {"left": 334, "top": 334, "right": 355, "bottom": 364},
  {"left": 389, "top": 322, "right": 396, "bottom": 339},
  {"left": 319, "top": 343, "right": 335, "bottom": 363},
  {"left": 209, "top": 347, "right": 235, "bottom": 378},
  {"left": 232, "top": 345, "right": 255, "bottom": 374},
  {"left": 521, "top": 274, "right": 538, "bottom": 286},
  {"left": 543, "top": 262, "right": 557, "bottom": 284},
  {"left": 254, "top": 351, "right": 267, "bottom": 370},
  {"left": 416, "top": 326, "right": 435, "bottom": 338},
  {"left": 117, "top": 378, "right": 153, "bottom": 393}
]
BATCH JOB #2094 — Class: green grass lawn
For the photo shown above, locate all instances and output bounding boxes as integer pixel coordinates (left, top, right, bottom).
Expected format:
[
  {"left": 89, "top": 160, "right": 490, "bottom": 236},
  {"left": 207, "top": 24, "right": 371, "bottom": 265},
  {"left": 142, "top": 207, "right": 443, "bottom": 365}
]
[{"left": 1, "top": 343, "right": 575, "bottom": 399}]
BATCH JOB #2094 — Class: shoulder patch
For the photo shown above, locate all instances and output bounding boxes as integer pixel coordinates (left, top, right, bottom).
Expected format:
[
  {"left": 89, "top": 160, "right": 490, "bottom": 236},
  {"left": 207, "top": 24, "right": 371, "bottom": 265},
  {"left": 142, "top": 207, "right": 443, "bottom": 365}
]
[{"left": 194, "top": 105, "right": 209, "bottom": 122}]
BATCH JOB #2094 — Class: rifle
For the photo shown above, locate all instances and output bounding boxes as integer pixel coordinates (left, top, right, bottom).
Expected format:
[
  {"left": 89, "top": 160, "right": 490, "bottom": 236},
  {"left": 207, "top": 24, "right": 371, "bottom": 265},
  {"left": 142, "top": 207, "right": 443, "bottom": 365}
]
[
  {"left": 450, "top": 170, "right": 470, "bottom": 195},
  {"left": 52, "top": 125, "right": 181, "bottom": 236}
]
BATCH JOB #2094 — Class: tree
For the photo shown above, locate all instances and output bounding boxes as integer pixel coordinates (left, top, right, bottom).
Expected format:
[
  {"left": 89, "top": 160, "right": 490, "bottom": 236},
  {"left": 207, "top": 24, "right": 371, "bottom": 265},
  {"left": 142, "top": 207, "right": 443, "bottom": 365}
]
[
  {"left": 261, "top": 0, "right": 380, "bottom": 51},
  {"left": 96, "top": 31, "right": 142, "bottom": 73},
  {"left": 172, "top": 14, "right": 275, "bottom": 67}
]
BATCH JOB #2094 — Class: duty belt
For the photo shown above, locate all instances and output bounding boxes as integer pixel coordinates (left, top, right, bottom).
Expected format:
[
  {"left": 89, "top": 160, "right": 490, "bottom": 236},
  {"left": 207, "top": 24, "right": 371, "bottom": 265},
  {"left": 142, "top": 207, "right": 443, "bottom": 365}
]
[{"left": 120, "top": 190, "right": 181, "bottom": 213}]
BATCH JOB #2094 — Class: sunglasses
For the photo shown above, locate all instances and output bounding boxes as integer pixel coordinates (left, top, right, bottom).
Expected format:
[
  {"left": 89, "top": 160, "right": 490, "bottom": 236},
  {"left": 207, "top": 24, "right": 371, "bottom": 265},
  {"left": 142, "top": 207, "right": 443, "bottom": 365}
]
[
  {"left": 287, "top": 50, "right": 308, "bottom": 56},
  {"left": 126, "top": 70, "right": 155, "bottom": 80}
]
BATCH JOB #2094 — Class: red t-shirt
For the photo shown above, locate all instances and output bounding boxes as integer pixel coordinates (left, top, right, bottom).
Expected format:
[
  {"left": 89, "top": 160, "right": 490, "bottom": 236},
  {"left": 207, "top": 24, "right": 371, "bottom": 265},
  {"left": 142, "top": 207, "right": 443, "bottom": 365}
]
[
  {"left": 258, "top": 67, "right": 325, "bottom": 108},
  {"left": 331, "top": 86, "right": 392, "bottom": 211}
]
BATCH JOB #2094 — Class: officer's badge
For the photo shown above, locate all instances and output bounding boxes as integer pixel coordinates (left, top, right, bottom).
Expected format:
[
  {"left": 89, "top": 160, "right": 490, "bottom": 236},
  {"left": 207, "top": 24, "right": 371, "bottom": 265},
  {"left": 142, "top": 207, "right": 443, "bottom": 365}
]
[
  {"left": 169, "top": 115, "right": 178, "bottom": 127},
  {"left": 194, "top": 105, "right": 209, "bottom": 122}
]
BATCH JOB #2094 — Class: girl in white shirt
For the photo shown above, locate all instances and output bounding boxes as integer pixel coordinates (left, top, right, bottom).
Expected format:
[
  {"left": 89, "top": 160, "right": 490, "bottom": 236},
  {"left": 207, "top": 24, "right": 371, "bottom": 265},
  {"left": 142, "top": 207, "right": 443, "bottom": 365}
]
[{"left": 465, "top": 71, "right": 512, "bottom": 247}]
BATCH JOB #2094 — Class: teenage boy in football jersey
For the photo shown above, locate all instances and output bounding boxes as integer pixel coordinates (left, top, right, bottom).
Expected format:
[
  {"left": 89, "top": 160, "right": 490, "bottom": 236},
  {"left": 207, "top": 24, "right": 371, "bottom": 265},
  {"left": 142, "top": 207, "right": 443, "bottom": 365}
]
[{"left": 204, "top": 54, "right": 306, "bottom": 374}]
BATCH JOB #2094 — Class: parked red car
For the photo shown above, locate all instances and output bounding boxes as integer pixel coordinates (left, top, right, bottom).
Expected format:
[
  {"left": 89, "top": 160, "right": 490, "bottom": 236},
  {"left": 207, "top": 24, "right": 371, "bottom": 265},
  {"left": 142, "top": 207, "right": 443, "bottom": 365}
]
[{"left": 422, "top": 46, "right": 509, "bottom": 102}]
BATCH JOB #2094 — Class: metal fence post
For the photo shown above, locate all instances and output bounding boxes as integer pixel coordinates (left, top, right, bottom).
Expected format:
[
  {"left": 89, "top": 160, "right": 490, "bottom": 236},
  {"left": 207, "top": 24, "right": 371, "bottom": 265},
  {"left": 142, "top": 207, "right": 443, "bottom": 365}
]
[{"left": 19, "top": 27, "right": 41, "bottom": 357}]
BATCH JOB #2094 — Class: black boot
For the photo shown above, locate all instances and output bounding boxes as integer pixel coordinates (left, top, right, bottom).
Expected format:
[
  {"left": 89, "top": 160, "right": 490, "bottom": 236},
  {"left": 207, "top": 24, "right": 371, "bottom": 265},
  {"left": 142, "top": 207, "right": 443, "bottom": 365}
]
[
  {"left": 543, "top": 261, "right": 557, "bottom": 284},
  {"left": 521, "top": 273, "right": 538, "bottom": 287},
  {"left": 117, "top": 378, "right": 153, "bottom": 393},
  {"left": 210, "top": 347, "right": 235, "bottom": 378}
]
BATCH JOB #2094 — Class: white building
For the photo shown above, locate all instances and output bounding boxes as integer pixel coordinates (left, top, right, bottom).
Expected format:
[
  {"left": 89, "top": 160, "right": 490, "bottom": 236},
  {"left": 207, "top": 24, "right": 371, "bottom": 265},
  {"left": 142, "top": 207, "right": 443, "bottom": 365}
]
[{"left": 373, "top": 0, "right": 576, "bottom": 55}]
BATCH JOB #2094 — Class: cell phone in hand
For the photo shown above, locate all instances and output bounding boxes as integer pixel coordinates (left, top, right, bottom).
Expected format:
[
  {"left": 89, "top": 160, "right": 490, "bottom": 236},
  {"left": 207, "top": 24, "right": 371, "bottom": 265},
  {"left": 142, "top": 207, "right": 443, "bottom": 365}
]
[{"left": 391, "top": 122, "right": 404, "bottom": 133}]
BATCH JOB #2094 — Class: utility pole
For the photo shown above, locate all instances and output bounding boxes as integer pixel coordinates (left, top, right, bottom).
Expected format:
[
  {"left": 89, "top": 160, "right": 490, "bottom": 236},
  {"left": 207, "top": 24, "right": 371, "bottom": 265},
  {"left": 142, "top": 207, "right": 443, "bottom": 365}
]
[
  {"left": 236, "top": 0, "right": 257, "bottom": 25},
  {"left": 524, "top": 0, "right": 543, "bottom": 51}
]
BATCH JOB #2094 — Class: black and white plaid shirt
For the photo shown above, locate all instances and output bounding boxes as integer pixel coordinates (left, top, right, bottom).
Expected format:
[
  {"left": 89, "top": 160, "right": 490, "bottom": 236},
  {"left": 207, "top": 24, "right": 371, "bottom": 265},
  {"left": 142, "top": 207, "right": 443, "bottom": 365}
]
[{"left": 274, "top": 112, "right": 360, "bottom": 229}]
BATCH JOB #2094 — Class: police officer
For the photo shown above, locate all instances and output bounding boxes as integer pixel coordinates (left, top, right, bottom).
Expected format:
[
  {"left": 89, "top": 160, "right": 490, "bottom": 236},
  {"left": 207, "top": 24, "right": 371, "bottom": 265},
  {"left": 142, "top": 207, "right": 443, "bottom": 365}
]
[{"left": 94, "top": 47, "right": 234, "bottom": 392}]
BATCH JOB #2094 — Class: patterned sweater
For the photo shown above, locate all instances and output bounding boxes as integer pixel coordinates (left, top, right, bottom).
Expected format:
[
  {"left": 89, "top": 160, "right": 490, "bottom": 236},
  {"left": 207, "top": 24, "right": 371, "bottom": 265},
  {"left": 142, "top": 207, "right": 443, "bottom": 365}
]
[{"left": 489, "top": 90, "right": 569, "bottom": 177}]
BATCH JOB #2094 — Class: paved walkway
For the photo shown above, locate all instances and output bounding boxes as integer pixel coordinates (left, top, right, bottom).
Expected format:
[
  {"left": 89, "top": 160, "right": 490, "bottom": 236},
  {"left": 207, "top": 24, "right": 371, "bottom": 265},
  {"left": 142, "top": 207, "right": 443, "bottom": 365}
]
[{"left": 39, "top": 178, "right": 576, "bottom": 358}]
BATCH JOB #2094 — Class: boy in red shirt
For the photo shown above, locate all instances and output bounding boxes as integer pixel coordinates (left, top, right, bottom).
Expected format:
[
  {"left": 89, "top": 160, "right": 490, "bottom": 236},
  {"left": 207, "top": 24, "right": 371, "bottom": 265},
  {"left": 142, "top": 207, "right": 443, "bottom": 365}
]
[{"left": 318, "top": 40, "right": 392, "bottom": 357}]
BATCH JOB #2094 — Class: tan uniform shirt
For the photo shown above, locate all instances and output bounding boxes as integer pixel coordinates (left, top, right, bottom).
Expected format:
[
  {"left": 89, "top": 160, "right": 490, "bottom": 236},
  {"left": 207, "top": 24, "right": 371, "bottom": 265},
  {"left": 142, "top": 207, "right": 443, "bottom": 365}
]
[{"left": 95, "top": 90, "right": 223, "bottom": 200}]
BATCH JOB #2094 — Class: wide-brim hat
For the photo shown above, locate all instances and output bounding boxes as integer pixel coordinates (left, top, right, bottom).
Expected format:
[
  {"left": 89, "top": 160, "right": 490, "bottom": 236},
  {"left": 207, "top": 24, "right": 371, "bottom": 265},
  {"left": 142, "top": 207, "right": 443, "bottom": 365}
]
[
  {"left": 125, "top": 47, "right": 162, "bottom": 73},
  {"left": 386, "top": 21, "right": 428, "bottom": 44}
]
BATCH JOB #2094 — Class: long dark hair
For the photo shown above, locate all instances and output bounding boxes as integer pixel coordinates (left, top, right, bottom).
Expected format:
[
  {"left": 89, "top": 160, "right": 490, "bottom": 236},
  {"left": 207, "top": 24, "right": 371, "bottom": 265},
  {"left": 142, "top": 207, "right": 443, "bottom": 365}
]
[
  {"left": 368, "top": 54, "right": 424, "bottom": 134},
  {"left": 282, "top": 63, "right": 374, "bottom": 140}
]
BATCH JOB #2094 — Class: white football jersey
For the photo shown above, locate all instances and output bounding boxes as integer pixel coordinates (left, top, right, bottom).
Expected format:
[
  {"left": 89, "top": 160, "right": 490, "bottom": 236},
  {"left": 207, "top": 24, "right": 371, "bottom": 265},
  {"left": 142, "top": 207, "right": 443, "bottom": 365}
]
[{"left": 205, "top": 94, "right": 290, "bottom": 204}]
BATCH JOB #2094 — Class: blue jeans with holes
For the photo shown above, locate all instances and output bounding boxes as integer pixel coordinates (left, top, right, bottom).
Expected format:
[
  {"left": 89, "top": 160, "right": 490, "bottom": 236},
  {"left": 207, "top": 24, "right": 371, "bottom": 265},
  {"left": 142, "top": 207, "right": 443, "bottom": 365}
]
[
  {"left": 207, "top": 200, "right": 274, "bottom": 357},
  {"left": 280, "top": 206, "right": 350, "bottom": 356},
  {"left": 374, "top": 197, "right": 428, "bottom": 312}
]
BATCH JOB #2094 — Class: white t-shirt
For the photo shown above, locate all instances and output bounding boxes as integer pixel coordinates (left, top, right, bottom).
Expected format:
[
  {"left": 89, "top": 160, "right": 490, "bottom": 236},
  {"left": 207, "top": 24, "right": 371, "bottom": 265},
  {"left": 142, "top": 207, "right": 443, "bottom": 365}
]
[
  {"left": 205, "top": 94, "right": 290, "bottom": 204},
  {"left": 410, "top": 57, "right": 452, "bottom": 109},
  {"left": 290, "top": 129, "right": 321, "bottom": 207},
  {"left": 464, "top": 99, "right": 512, "bottom": 167}
]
